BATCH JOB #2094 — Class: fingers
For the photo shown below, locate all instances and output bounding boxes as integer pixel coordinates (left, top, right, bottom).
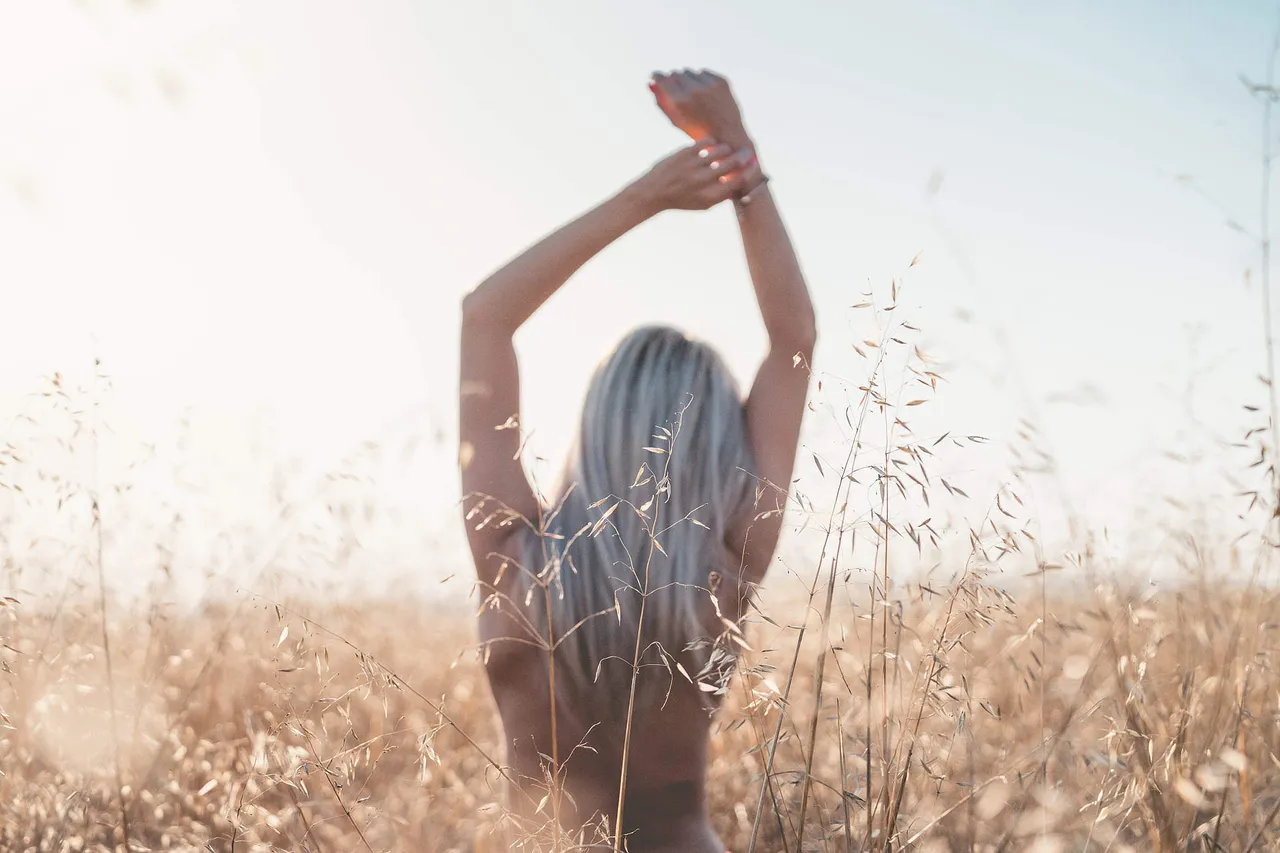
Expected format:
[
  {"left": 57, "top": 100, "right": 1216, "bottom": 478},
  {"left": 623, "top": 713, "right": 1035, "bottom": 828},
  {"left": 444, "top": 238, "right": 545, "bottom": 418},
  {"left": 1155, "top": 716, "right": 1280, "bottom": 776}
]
[
  {"left": 665, "top": 70, "right": 691, "bottom": 99},
  {"left": 692, "top": 142, "right": 738, "bottom": 182},
  {"left": 654, "top": 137, "right": 751, "bottom": 209},
  {"left": 716, "top": 168, "right": 749, "bottom": 196},
  {"left": 689, "top": 70, "right": 718, "bottom": 88},
  {"left": 695, "top": 171, "right": 745, "bottom": 208},
  {"left": 677, "top": 69, "right": 707, "bottom": 97},
  {"left": 654, "top": 68, "right": 727, "bottom": 93},
  {"left": 696, "top": 141, "right": 732, "bottom": 160},
  {"left": 650, "top": 71, "right": 679, "bottom": 105},
  {"left": 708, "top": 156, "right": 740, "bottom": 178},
  {"left": 651, "top": 73, "right": 671, "bottom": 103},
  {"left": 712, "top": 148, "right": 761, "bottom": 193},
  {"left": 706, "top": 147, "right": 756, "bottom": 178},
  {"left": 689, "top": 145, "right": 755, "bottom": 190}
]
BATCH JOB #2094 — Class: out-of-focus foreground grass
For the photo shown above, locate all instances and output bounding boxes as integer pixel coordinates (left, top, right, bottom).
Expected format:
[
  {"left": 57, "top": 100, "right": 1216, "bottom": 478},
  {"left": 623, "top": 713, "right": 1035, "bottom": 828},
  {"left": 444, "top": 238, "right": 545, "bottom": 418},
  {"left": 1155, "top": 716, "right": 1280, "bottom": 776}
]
[
  {"left": 2, "top": 299, "right": 1276, "bottom": 852},
  {"left": 4, "top": 565, "right": 1279, "bottom": 852}
]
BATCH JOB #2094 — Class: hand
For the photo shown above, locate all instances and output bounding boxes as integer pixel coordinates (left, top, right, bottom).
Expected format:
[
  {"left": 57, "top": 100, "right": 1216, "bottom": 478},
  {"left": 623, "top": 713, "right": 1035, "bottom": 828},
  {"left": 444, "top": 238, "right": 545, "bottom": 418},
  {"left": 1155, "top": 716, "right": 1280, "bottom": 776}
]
[
  {"left": 633, "top": 139, "right": 755, "bottom": 213},
  {"left": 650, "top": 69, "right": 751, "bottom": 151}
]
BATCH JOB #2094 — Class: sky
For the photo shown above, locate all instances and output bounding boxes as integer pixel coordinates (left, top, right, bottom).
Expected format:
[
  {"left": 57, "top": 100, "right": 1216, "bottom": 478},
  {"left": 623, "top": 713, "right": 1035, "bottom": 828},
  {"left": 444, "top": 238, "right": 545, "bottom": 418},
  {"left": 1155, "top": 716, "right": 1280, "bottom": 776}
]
[{"left": 0, "top": 0, "right": 1276, "bottom": 594}]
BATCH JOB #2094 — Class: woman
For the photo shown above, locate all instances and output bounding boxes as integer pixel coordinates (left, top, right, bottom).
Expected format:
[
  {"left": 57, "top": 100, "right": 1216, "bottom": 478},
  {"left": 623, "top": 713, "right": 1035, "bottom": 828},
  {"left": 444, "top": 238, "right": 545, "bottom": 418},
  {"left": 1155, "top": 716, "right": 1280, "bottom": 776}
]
[{"left": 459, "top": 70, "right": 815, "bottom": 852}]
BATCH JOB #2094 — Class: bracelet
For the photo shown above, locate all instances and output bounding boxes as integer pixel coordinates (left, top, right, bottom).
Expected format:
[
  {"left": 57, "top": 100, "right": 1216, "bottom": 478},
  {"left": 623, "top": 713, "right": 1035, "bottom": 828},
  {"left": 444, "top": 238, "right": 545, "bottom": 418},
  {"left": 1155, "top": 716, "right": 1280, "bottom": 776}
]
[{"left": 733, "top": 173, "right": 771, "bottom": 218}]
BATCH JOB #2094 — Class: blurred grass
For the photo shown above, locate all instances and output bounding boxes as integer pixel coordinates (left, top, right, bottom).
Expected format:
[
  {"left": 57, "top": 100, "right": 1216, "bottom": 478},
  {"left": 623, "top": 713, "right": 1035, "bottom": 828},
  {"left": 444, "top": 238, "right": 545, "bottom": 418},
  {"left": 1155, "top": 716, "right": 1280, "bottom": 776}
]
[
  {"left": 4, "top": 564, "right": 1279, "bottom": 851},
  {"left": 1, "top": 268, "right": 1275, "bottom": 853}
]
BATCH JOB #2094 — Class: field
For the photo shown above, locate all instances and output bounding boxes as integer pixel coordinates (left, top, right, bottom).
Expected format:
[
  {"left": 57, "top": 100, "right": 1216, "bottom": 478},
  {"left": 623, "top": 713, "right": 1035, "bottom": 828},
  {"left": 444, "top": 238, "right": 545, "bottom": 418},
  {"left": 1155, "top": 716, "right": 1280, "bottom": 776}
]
[
  {"left": 10, "top": 0, "right": 1280, "bottom": 847},
  {"left": 2, "top": 292, "right": 1279, "bottom": 853},
  {"left": 4, "top": 546, "right": 1280, "bottom": 851}
]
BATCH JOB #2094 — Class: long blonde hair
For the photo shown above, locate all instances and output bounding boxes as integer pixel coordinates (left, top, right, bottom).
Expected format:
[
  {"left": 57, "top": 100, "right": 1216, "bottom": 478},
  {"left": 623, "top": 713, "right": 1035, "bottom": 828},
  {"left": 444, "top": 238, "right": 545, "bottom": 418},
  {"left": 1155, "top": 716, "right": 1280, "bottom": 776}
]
[{"left": 523, "top": 325, "right": 757, "bottom": 725}]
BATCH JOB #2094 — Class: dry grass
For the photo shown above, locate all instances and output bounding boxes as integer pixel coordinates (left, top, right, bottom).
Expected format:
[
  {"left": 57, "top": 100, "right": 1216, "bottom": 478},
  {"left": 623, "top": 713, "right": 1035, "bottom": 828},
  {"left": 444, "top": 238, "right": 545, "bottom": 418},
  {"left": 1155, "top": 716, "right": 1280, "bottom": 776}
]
[
  {"left": 4, "top": 567, "right": 1280, "bottom": 852},
  {"left": 3, "top": 207, "right": 1278, "bottom": 852},
  {"left": 4, "top": 269, "right": 1280, "bottom": 852},
  {"left": 10, "top": 6, "right": 1280, "bottom": 851}
]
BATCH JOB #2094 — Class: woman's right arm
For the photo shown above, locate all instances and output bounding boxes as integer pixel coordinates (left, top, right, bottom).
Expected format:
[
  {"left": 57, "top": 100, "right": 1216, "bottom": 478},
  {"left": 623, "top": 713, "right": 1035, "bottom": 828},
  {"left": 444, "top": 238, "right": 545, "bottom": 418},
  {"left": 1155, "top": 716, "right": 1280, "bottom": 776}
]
[
  {"left": 460, "top": 188, "right": 658, "bottom": 577},
  {"left": 459, "top": 140, "right": 752, "bottom": 583}
]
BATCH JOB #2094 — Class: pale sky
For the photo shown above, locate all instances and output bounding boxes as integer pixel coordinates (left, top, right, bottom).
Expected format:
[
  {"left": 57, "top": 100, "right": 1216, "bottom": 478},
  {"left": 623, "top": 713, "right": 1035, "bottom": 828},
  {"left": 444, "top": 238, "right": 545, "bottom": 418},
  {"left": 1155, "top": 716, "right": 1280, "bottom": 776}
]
[{"left": 0, "top": 0, "right": 1274, "bottom": 594}]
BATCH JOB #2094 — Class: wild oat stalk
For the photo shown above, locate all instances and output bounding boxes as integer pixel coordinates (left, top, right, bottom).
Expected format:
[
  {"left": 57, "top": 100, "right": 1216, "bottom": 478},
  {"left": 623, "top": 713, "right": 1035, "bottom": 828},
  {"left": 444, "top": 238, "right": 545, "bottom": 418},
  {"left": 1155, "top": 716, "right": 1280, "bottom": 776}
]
[
  {"left": 533, "top": 497, "right": 564, "bottom": 851},
  {"left": 1248, "top": 12, "right": 1280, "bottom": 513},
  {"left": 745, "top": 351, "right": 883, "bottom": 851},
  {"left": 88, "top": 357, "right": 132, "bottom": 852},
  {"left": 253, "top": 594, "right": 519, "bottom": 791},
  {"left": 793, "top": 522, "right": 850, "bottom": 842},
  {"left": 613, "top": 407, "right": 685, "bottom": 853},
  {"left": 290, "top": 697, "right": 376, "bottom": 853}
]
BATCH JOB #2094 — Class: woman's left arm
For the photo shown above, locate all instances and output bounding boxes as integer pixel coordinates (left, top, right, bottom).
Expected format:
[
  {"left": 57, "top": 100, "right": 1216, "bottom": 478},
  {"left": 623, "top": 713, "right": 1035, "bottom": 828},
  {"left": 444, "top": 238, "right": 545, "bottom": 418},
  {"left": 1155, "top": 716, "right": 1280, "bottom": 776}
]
[
  {"left": 651, "top": 70, "right": 817, "bottom": 584},
  {"left": 731, "top": 180, "right": 817, "bottom": 585}
]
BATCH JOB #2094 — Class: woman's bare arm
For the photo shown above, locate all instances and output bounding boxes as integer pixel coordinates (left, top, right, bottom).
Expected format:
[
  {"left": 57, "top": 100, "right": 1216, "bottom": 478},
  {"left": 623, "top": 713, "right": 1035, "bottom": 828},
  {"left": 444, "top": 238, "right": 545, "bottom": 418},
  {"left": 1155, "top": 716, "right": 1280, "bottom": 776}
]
[
  {"left": 733, "top": 182, "right": 817, "bottom": 584},
  {"left": 459, "top": 140, "right": 755, "bottom": 584},
  {"left": 652, "top": 70, "right": 817, "bottom": 585}
]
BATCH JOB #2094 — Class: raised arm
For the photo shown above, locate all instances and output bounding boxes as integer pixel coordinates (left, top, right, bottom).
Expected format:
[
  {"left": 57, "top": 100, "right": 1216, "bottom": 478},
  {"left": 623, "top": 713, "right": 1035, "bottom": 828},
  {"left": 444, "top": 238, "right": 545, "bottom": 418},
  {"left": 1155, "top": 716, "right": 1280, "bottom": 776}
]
[
  {"left": 652, "top": 70, "right": 817, "bottom": 585},
  {"left": 459, "top": 139, "right": 756, "bottom": 584},
  {"left": 732, "top": 174, "right": 817, "bottom": 583}
]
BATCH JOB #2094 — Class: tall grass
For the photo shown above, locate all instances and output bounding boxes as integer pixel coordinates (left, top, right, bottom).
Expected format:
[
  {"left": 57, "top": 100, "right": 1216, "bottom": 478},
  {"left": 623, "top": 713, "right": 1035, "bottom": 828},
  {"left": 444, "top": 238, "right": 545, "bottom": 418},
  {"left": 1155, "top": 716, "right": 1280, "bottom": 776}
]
[
  {"left": 6, "top": 26, "right": 1280, "bottom": 853},
  {"left": 4, "top": 248, "right": 1280, "bottom": 852},
  {"left": 6, "top": 539, "right": 1280, "bottom": 850}
]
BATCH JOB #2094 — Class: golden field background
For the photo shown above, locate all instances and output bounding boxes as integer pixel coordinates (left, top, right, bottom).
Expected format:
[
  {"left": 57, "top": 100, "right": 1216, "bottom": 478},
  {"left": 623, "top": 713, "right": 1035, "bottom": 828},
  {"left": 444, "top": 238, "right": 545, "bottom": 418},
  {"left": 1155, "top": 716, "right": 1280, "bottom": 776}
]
[
  {"left": 4, "top": 562, "right": 1279, "bottom": 852},
  {"left": 6, "top": 4, "right": 1280, "bottom": 852},
  {"left": 1, "top": 276, "right": 1277, "bottom": 852}
]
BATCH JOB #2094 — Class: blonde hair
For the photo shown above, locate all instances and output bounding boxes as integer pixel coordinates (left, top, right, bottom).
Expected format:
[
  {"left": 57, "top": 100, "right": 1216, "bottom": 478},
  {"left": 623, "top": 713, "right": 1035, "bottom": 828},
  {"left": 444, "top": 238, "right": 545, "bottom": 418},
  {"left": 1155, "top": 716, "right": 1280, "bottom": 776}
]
[{"left": 523, "top": 325, "right": 756, "bottom": 727}]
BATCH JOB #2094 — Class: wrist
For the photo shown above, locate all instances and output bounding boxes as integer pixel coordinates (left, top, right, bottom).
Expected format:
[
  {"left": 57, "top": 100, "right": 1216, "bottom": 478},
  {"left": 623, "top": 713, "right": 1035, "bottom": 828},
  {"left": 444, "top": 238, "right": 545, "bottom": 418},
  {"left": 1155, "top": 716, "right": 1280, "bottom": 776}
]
[
  {"left": 728, "top": 137, "right": 763, "bottom": 181},
  {"left": 732, "top": 171, "right": 771, "bottom": 219},
  {"left": 619, "top": 173, "right": 668, "bottom": 219},
  {"left": 720, "top": 127, "right": 755, "bottom": 156}
]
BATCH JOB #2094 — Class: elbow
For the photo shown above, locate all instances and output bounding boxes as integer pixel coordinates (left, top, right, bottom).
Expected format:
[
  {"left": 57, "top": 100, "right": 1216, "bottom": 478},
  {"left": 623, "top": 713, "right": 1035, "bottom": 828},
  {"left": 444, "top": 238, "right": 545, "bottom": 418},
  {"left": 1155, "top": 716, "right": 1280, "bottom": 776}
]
[
  {"left": 460, "top": 287, "right": 512, "bottom": 336},
  {"left": 460, "top": 288, "right": 484, "bottom": 325},
  {"left": 790, "top": 312, "right": 818, "bottom": 362},
  {"left": 798, "top": 318, "right": 817, "bottom": 359},
  {"left": 771, "top": 320, "right": 816, "bottom": 365}
]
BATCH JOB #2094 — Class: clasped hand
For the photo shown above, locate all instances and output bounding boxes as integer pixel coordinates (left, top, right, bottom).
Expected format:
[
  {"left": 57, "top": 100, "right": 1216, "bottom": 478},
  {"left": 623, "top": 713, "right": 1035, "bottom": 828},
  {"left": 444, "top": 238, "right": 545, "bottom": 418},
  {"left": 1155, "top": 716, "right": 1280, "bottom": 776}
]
[{"left": 635, "top": 69, "right": 762, "bottom": 213}]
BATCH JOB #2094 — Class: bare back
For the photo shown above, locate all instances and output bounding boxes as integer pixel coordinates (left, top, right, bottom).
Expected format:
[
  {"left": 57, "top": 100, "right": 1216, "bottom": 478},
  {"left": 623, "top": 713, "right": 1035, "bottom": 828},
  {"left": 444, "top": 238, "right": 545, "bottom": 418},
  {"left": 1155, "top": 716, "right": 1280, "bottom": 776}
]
[{"left": 476, "top": 534, "right": 743, "bottom": 853}]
